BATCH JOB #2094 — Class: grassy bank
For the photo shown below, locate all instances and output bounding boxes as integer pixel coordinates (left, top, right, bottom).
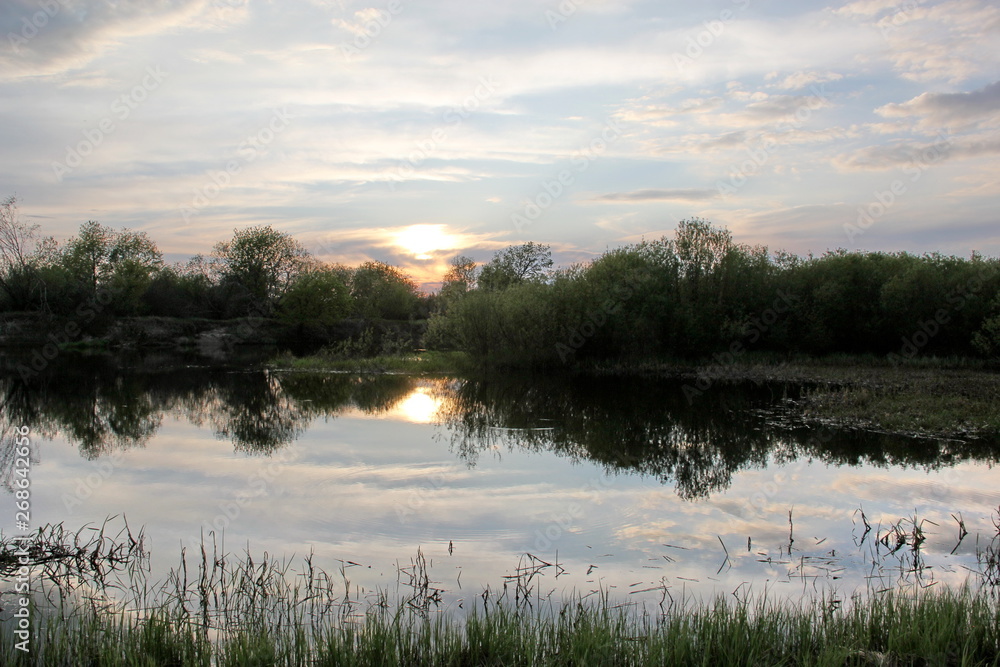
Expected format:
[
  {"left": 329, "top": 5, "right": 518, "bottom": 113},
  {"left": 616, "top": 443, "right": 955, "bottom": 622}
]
[
  {"left": 579, "top": 354, "right": 1000, "bottom": 439},
  {"left": 271, "top": 345, "right": 1000, "bottom": 438},
  {"left": 3, "top": 521, "right": 999, "bottom": 665},
  {"left": 269, "top": 349, "right": 473, "bottom": 375},
  {"left": 3, "top": 586, "right": 998, "bottom": 665}
]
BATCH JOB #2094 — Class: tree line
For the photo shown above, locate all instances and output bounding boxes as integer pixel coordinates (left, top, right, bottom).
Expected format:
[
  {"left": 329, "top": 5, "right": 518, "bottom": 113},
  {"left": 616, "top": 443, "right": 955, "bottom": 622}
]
[
  {"left": 427, "top": 219, "right": 1000, "bottom": 365},
  {"left": 3, "top": 195, "right": 999, "bottom": 364},
  {"left": 0, "top": 196, "right": 426, "bottom": 325}
]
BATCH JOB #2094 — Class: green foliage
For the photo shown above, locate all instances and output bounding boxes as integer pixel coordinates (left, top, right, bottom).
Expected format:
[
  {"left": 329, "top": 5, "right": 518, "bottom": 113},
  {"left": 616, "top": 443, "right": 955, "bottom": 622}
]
[
  {"left": 478, "top": 241, "right": 552, "bottom": 291},
  {"left": 426, "top": 220, "right": 1000, "bottom": 367},
  {"left": 973, "top": 295, "right": 1000, "bottom": 358},
  {"left": 3, "top": 570, "right": 998, "bottom": 666},
  {"left": 61, "top": 221, "right": 163, "bottom": 307},
  {"left": 212, "top": 225, "right": 309, "bottom": 308},
  {"left": 278, "top": 267, "right": 351, "bottom": 326},
  {"left": 3, "top": 196, "right": 1000, "bottom": 365},
  {"left": 349, "top": 261, "right": 420, "bottom": 320},
  {"left": 0, "top": 195, "right": 47, "bottom": 310},
  {"left": 29, "top": 221, "right": 163, "bottom": 317},
  {"left": 438, "top": 254, "right": 477, "bottom": 306}
]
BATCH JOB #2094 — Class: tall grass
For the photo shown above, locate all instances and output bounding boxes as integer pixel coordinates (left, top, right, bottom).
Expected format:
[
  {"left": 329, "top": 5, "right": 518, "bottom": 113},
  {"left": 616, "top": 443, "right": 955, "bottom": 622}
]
[
  {"left": 2, "top": 586, "right": 998, "bottom": 666},
  {"left": 2, "top": 524, "right": 998, "bottom": 666}
]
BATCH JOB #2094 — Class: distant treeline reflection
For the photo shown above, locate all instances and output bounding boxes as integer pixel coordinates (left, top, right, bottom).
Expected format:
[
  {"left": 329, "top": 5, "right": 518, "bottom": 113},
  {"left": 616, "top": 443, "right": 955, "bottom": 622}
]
[{"left": 2, "top": 353, "right": 998, "bottom": 499}]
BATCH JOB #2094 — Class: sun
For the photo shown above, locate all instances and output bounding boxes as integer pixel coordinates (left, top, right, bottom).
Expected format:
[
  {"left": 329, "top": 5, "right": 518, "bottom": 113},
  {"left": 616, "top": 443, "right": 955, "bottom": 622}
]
[
  {"left": 395, "top": 224, "right": 457, "bottom": 260},
  {"left": 396, "top": 387, "right": 441, "bottom": 424}
]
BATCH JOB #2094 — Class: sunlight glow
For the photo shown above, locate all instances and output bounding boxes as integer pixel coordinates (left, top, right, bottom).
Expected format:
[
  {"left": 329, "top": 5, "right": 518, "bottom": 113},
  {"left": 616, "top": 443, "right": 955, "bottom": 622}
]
[
  {"left": 396, "top": 387, "right": 441, "bottom": 424},
  {"left": 395, "top": 224, "right": 458, "bottom": 260}
]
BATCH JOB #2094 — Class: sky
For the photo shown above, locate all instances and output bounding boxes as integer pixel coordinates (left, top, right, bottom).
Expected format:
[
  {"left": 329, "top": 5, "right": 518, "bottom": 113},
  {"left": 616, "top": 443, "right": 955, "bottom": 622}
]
[{"left": 1, "top": 0, "right": 999, "bottom": 289}]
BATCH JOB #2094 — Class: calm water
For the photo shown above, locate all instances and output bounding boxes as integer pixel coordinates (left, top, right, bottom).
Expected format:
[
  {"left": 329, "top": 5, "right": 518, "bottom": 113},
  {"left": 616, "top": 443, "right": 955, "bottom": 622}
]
[{"left": 2, "top": 349, "right": 999, "bottom": 609}]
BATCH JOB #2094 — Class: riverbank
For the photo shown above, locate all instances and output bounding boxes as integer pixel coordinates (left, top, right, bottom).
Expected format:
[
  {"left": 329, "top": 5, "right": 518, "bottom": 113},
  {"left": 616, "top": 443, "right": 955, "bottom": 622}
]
[
  {"left": 0, "top": 313, "right": 425, "bottom": 357},
  {"left": 3, "top": 522, "right": 998, "bottom": 667},
  {"left": 269, "top": 349, "right": 472, "bottom": 374},
  {"left": 270, "top": 347, "right": 1000, "bottom": 440},
  {"left": 3, "top": 590, "right": 997, "bottom": 666},
  {"left": 585, "top": 356, "right": 1000, "bottom": 440}
]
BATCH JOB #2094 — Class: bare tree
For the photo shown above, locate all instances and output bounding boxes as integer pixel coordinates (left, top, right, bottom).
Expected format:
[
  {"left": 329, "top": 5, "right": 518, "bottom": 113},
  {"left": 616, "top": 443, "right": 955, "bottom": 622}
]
[{"left": 0, "top": 195, "right": 43, "bottom": 308}]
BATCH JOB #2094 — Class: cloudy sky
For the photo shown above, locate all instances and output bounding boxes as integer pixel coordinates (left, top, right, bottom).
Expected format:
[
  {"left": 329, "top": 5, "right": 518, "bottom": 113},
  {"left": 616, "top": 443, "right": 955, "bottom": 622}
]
[{"left": 2, "top": 0, "right": 998, "bottom": 288}]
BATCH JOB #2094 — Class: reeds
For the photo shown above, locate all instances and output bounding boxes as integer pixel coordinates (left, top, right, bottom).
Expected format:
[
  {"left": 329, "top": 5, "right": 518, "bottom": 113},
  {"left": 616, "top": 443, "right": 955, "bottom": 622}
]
[
  {"left": 3, "top": 584, "right": 998, "bottom": 666},
  {"left": 2, "top": 517, "right": 999, "bottom": 666}
]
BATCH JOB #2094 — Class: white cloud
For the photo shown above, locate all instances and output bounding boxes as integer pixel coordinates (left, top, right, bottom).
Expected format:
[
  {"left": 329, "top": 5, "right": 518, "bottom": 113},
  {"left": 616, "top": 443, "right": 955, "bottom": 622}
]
[
  {"left": 1, "top": 0, "right": 999, "bottom": 266},
  {"left": 591, "top": 188, "right": 719, "bottom": 203},
  {"left": 765, "top": 70, "right": 845, "bottom": 91},
  {"left": 0, "top": 0, "right": 243, "bottom": 81},
  {"left": 877, "top": 80, "right": 1000, "bottom": 130}
]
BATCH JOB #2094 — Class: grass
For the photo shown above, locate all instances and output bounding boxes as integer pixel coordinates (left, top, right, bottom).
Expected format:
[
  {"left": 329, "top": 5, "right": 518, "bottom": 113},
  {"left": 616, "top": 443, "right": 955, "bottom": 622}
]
[
  {"left": 584, "top": 352, "right": 1000, "bottom": 439},
  {"left": 3, "top": 585, "right": 999, "bottom": 665},
  {"left": 269, "top": 346, "right": 1000, "bottom": 436},
  {"left": 3, "top": 522, "right": 1000, "bottom": 666},
  {"left": 270, "top": 350, "right": 473, "bottom": 375},
  {"left": 764, "top": 366, "right": 1000, "bottom": 438}
]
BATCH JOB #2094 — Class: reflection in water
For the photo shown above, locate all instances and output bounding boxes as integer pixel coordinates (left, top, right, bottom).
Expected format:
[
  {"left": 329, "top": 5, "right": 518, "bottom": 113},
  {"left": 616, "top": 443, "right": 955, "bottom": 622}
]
[
  {"left": 2, "top": 351, "right": 999, "bottom": 501},
  {"left": 436, "top": 374, "right": 1000, "bottom": 499},
  {"left": 397, "top": 386, "right": 443, "bottom": 424}
]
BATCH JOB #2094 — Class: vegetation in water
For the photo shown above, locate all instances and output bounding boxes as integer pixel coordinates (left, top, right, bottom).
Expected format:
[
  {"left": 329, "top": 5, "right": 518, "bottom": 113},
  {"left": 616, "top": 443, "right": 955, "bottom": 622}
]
[{"left": 2, "top": 519, "right": 1000, "bottom": 666}]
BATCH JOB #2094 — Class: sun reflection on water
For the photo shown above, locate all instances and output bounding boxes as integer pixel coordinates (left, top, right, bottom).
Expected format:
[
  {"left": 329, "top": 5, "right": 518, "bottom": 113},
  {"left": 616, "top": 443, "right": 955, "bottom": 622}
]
[{"left": 396, "top": 386, "right": 442, "bottom": 423}]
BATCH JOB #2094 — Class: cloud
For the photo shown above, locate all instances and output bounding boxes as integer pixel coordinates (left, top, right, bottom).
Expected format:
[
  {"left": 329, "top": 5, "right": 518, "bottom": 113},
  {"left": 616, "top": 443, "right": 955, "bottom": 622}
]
[
  {"left": 765, "top": 70, "right": 844, "bottom": 91},
  {"left": 833, "top": 0, "right": 903, "bottom": 19},
  {"left": 592, "top": 188, "right": 718, "bottom": 203},
  {"left": 877, "top": 80, "right": 1000, "bottom": 128},
  {"left": 881, "top": 0, "right": 1000, "bottom": 83},
  {"left": 2, "top": 0, "right": 1000, "bottom": 267},
  {"left": 834, "top": 133, "right": 1000, "bottom": 171},
  {"left": 0, "top": 0, "right": 239, "bottom": 80}
]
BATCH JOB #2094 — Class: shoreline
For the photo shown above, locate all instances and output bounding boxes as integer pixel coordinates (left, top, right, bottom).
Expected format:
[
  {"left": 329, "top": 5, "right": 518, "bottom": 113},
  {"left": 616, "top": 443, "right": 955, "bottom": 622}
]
[{"left": 270, "top": 350, "right": 1000, "bottom": 441}]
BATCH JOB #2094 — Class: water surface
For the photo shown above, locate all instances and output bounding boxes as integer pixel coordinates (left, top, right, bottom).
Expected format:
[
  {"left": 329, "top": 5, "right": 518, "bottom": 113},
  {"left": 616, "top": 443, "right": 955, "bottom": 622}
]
[{"left": 2, "top": 350, "right": 999, "bottom": 610}]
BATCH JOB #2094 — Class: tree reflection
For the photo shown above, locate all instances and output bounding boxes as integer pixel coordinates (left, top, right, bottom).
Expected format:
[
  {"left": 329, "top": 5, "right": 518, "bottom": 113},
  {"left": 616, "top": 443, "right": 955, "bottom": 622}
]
[
  {"left": 1, "top": 359, "right": 161, "bottom": 458},
  {"left": 0, "top": 351, "right": 418, "bottom": 461},
  {"left": 435, "top": 375, "right": 781, "bottom": 499},
  {"left": 435, "top": 375, "right": 1000, "bottom": 499},
  {"left": 2, "top": 351, "right": 999, "bottom": 500}
]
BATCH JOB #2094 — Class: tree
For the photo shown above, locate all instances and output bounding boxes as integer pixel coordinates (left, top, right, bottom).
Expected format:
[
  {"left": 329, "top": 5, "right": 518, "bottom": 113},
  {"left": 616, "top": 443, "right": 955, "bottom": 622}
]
[
  {"left": 350, "top": 261, "right": 420, "bottom": 320},
  {"left": 478, "top": 242, "right": 552, "bottom": 291},
  {"left": 279, "top": 266, "right": 352, "bottom": 326},
  {"left": 212, "top": 225, "right": 309, "bottom": 307},
  {"left": 0, "top": 195, "right": 46, "bottom": 310},
  {"left": 61, "top": 221, "right": 163, "bottom": 312},
  {"left": 61, "top": 221, "right": 115, "bottom": 296},
  {"left": 674, "top": 218, "right": 734, "bottom": 278},
  {"left": 439, "top": 255, "right": 478, "bottom": 304}
]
